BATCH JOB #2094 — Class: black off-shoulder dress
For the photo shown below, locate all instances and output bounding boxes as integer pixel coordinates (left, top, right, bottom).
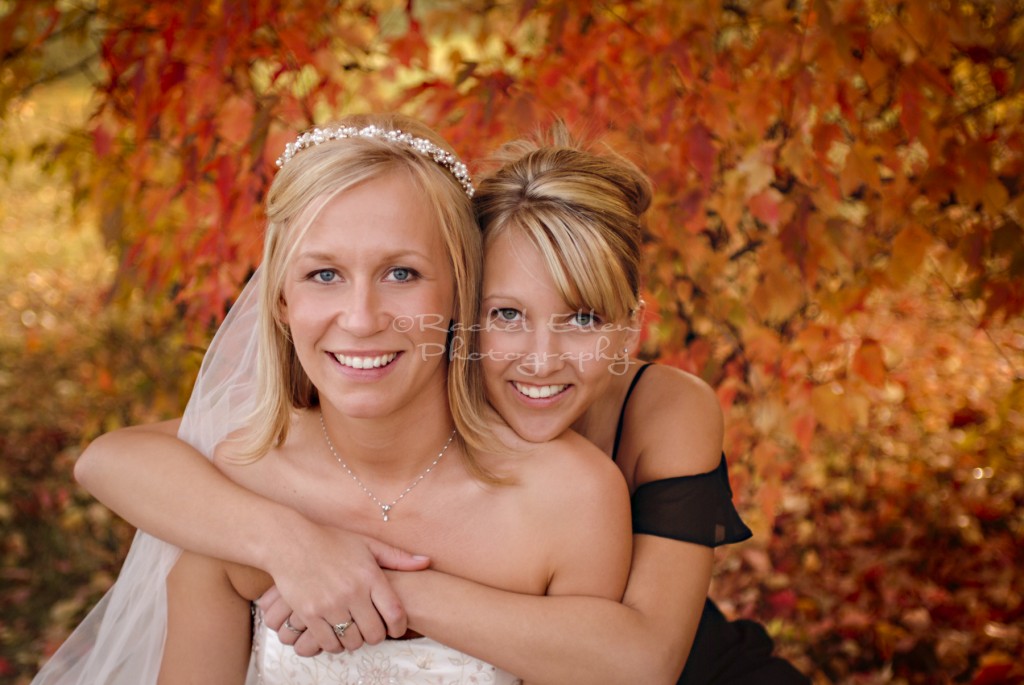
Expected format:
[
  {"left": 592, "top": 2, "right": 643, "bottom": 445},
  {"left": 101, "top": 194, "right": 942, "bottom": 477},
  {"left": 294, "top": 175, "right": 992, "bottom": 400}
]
[{"left": 615, "top": 364, "right": 808, "bottom": 684}]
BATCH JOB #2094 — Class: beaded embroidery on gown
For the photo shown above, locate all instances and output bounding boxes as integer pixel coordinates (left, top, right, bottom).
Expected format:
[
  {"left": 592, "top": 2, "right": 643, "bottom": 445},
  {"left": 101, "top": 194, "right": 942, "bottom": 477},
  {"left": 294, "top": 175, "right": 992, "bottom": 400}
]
[{"left": 249, "top": 609, "right": 523, "bottom": 685}]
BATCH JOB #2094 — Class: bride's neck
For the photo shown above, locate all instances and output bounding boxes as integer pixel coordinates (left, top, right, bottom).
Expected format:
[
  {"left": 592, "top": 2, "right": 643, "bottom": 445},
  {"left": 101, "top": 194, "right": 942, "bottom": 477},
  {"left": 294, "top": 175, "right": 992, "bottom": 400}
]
[{"left": 319, "top": 395, "right": 455, "bottom": 478}]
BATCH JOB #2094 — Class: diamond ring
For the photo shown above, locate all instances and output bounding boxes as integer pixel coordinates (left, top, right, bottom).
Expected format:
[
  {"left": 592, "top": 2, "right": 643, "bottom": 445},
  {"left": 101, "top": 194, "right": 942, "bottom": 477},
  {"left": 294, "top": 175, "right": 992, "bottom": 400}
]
[{"left": 332, "top": 620, "right": 353, "bottom": 638}]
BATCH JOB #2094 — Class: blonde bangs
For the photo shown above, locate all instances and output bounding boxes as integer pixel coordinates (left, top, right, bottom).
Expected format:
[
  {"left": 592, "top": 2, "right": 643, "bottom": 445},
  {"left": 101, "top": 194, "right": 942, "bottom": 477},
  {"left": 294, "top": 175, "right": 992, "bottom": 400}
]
[{"left": 489, "top": 206, "right": 638, "bottom": 324}]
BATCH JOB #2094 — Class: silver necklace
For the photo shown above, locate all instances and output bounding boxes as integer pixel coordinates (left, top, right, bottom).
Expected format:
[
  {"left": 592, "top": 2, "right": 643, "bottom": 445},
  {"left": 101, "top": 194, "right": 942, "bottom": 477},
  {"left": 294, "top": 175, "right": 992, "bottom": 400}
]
[{"left": 319, "top": 411, "right": 456, "bottom": 522}]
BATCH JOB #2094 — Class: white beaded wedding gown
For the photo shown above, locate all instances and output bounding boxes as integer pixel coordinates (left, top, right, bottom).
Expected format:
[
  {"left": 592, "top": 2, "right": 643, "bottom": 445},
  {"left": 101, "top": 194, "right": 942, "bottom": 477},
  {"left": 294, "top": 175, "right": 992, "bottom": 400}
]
[{"left": 249, "top": 610, "right": 523, "bottom": 685}]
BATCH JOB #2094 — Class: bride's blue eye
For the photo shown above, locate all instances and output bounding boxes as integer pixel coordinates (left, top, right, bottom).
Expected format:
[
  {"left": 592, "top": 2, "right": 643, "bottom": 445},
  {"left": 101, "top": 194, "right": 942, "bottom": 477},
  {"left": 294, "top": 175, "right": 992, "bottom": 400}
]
[
  {"left": 312, "top": 270, "right": 337, "bottom": 283},
  {"left": 387, "top": 267, "right": 416, "bottom": 282}
]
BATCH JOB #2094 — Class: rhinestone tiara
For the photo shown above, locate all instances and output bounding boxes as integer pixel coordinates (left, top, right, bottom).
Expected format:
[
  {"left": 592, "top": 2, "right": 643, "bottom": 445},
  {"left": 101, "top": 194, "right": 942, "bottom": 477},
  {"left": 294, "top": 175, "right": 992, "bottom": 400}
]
[{"left": 275, "top": 124, "right": 474, "bottom": 197}]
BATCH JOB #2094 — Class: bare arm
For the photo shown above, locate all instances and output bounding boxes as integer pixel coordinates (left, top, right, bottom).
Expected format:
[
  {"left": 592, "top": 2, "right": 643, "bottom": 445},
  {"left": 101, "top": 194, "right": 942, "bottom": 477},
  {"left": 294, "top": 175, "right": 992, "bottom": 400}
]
[
  {"left": 75, "top": 421, "right": 429, "bottom": 644},
  {"left": 389, "top": 535, "right": 712, "bottom": 685},
  {"left": 159, "top": 551, "right": 253, "bottom": 685},
  {"left": 384, "top": 368, "right": 722, "bottom": 684},
  {"left": 76, "top": 420, "right": 289, "bottom": 566}
]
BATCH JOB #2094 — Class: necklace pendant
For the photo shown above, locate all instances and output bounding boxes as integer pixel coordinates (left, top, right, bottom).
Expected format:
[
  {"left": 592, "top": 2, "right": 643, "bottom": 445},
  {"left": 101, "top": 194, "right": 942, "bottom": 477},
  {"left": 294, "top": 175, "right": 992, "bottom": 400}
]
[{"left": 321, "top": 412, "right": 455, "bottom": 525}]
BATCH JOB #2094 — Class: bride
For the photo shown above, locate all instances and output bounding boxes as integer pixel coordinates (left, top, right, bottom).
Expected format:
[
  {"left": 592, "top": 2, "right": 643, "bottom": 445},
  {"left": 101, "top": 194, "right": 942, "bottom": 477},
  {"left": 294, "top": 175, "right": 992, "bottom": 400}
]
[{"left": 33, "top": 113, "right": 632, "bottom": 685}]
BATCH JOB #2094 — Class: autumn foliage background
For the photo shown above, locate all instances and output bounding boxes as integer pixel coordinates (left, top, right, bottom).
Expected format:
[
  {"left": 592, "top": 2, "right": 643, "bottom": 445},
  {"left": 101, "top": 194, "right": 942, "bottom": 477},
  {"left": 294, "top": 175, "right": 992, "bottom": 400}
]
[{"left": 2, "top": 1, "right": 1023, "bottom": 683}]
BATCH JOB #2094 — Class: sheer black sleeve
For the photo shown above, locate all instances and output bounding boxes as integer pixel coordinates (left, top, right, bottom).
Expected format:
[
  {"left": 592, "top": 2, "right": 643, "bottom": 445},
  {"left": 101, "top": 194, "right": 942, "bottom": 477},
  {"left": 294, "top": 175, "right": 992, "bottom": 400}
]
[{"left": 630, "top": 455, "right": 753, "bottom": 548}]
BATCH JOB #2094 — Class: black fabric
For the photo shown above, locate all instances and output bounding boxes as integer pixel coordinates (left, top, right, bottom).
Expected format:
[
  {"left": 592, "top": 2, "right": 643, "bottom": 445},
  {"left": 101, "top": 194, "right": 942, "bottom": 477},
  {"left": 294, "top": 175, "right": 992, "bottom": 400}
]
[
  {"left": 612, "top": 362, "right": 653, "bottom": 462},
  {"left": 631, "top": 456, "right": 753, "bottom": 547},
  {"left": 613, "top": 363, "right": 809, "bottom": 684},
  {"left": 679, "top": 600, "right": 810, "bottom": 685}
]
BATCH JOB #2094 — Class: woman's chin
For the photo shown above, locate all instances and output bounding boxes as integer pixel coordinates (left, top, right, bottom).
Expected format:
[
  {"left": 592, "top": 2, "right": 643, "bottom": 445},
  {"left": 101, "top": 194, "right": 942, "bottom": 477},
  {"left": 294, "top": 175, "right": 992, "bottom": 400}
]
[{"left": 510, "top": 417, "right": 572, "bottom": 444}]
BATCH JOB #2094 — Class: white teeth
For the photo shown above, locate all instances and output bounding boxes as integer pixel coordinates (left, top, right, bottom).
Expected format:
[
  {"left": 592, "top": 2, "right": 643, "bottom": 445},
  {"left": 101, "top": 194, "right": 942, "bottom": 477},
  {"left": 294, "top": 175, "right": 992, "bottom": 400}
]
[
  {"left": 334, "top": 352, "right": 397, "bottom": 369},
  {"left": 513, "top": 382, "right": 568, "bottom": 399}
]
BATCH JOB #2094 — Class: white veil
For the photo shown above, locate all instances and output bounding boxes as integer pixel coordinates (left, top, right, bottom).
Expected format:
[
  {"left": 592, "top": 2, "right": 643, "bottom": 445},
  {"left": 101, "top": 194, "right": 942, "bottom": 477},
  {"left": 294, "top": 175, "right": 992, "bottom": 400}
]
[{"left": 32, "top": 268, "right": 264, "bottom": 684}]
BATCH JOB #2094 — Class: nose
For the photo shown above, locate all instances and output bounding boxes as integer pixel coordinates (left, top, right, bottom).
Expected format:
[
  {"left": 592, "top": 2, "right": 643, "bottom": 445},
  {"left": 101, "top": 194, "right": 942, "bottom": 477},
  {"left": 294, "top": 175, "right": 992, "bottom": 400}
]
[
  {"left": 337, "top": 281, "right": 388, "bottom": 337},
  {"left": 517, "top": 320, "right": 566, "bottom": 378}
]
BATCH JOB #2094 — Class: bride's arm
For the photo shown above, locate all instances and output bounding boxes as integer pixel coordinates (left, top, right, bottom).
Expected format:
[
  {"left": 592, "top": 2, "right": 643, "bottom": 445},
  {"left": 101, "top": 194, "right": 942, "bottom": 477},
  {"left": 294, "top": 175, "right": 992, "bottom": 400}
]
[{"left": 74, "top": 422, "right": 429, "bottom": 643}]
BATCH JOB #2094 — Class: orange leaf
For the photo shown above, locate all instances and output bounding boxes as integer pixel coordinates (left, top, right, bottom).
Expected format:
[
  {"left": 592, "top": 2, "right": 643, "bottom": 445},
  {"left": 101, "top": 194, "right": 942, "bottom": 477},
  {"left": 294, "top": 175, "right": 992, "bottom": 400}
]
[
  {"left": 748, "top": 189, "right": 782, "bottom": 230},
  {"left": 981, "top": 180, "right": 1010, "bottom": 216},
  {"left": 752, "top": 265, "right": 805, "bottom": 325},
  {"left": 840, "top": 141, "right": 881, "bottom": 196},
  {"left": 791, "top": 411, "right": 816, "bottom": 453},
  {"left": 888, "top": 223, "right": 933, "bottom": 284},
  {"left": 216, "top": 96, "right": 255, "bottom": 149},
  {"left": 852, "top": 339, "right": 887, "bottom": 387}
]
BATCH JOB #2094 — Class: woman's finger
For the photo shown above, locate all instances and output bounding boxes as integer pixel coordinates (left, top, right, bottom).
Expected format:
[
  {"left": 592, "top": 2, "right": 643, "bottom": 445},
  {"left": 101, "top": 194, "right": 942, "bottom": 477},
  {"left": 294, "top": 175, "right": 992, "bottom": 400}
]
[
  {"left": 276, "top": 614, "right": 306, "bottom": 646},
  {"left": 258, "top": 588, "right": 291, "bottom": 632},
  {"left": 329, "top": 616, "right": 365, "bottom": 652}
]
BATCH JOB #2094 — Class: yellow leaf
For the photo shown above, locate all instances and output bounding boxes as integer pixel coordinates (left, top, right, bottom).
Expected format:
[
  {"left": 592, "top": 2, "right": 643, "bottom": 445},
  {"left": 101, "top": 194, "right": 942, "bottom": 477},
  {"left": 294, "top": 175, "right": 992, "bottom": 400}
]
[
  {"left": 752, "top": 266, "right": 805, "bottom": 324},
  {"left": 811, "top": 382, "right": 853, "bottom": 432}
]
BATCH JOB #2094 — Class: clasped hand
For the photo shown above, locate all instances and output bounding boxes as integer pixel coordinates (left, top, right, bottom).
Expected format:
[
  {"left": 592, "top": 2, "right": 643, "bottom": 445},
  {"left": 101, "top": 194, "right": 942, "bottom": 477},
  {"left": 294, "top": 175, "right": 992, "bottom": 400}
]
[{"left": 257, "top": 526, "right": 429, "bottom": 656}]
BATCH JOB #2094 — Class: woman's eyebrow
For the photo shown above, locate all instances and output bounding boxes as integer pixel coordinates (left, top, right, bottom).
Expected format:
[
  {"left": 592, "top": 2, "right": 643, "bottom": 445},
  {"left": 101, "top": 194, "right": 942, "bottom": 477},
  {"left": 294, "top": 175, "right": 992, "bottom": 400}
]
[
  {"left": 480, "top": 292, "right": 522, "bottom": 301},
  {"left": 294, "top": 248, "right": 432, "bottom": 262}
]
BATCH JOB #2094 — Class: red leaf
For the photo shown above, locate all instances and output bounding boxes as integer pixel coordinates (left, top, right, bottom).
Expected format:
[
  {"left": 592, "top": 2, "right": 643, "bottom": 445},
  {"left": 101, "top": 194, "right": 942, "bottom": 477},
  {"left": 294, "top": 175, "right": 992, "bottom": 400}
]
[
  {"left": 685, "top": 124, "right": 716, "bottom": 191},
  {"left": 749, "top": 188, "right": 782, "bottom": 231},
  {"left": 92, "top": 125, "right": 113, "bottom": 158},
  {"left": 766, "top": 588, "right": 798, "bottom": 617},
  {"left": 972, "top": 653, "right": 1016, "bottom": 685},
  {"left": 215, "top": 154, "right": 237, "bottom": 218},
  {"left": 390, "top": 17, "right": 430, "bottom": 67},
  {"left": 899, "top": 78, "right": 923, "bottom": 140}
]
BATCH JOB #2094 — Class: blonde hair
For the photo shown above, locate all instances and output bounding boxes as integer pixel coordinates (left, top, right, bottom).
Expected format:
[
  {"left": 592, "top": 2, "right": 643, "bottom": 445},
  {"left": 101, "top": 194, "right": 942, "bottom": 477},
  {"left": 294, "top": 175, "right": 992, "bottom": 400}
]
[
  {"left": 473, "top": 123, "right": 651, "bottom": 324},
  {"left": 243, "top": 113, "right": 494, "bottom": 477}
]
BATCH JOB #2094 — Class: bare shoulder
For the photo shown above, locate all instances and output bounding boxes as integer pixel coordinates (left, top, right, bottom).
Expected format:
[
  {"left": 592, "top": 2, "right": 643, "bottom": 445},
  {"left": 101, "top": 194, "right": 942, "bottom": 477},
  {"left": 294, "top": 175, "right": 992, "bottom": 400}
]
[
  {"left": 529, "top": 430, "right": 628, "bottom": 499},
  {"left": 487, "top": 429, "right": 629, "bottom": 525},
  {"left": 211, "top": 426, "right": 273, "bottom": 490},
  {"left": 120, "top": 417, "right": 183, "bottom": 436},
  {"left": 211, "top": 429, "right": 250, "bottom": 469},
  {"left": 625, "top": 364, "right": 724, "bottom": 483},
  {"left": 210, "top": 409, "right": 309, "bottom": 471},
  {"left": 517, "top": 431, "right": 632, "bottom": 597},
  {"left": 484, "top": 419, "right": 626, "bottom": 499}
]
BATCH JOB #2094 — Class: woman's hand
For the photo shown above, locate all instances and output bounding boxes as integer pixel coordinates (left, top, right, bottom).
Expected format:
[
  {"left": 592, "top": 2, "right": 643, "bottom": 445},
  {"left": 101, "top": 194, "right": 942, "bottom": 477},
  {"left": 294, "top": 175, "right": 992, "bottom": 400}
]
[{"left": 259, "top": 526, "right": 430, "bottom": 655}]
